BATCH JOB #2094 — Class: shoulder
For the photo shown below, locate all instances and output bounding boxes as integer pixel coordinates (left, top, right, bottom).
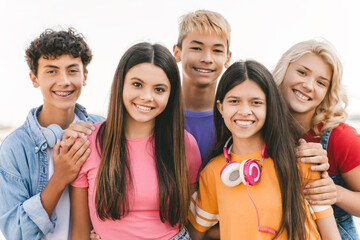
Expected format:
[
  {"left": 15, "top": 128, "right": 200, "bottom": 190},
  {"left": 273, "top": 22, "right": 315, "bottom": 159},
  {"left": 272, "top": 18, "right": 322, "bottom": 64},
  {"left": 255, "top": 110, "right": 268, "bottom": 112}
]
[
  {"left": 202, "top": 154, "right": 224, "bottom": 175},
  {"left": 329, "top": 123, "right": 360, "bottom": 144},
  {"left": 87, "top": 114, "right": 106, "bottom": 123},
  {"left": 0, "top": 125, "right": 32, "bottom": 152},
  {"left": 184, "top": 131, "right": 201, "bottom": 172},
  {"left": 0, "top": 125, "right": 33, "bottom": 178},
  {"left": 185, "top": 130, "right": 197, "bottom": 145},
  {"left": 87, "top": 122, "right": 104, "bottom": 148}
]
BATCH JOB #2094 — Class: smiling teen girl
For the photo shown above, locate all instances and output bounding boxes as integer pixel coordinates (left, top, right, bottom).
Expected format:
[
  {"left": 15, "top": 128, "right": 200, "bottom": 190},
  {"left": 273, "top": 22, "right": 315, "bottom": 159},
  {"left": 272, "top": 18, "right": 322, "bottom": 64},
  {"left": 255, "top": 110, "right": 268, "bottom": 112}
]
[
  {"left": 273, "top": 39, "right": 360, "bottom": 240},
  {"left": 187, "top": 60, "right": 340, "bottom": 239},
  {"left": 70, "top": 42, "right": 201, "bottom": 240}
]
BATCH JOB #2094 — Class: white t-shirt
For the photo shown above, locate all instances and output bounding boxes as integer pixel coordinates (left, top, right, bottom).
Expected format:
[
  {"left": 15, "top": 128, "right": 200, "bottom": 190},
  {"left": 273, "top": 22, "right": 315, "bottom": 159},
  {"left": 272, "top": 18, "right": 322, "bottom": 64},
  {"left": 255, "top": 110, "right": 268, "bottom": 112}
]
[{"left": 42, "top": 114, "right": 80, "bottom": 240}]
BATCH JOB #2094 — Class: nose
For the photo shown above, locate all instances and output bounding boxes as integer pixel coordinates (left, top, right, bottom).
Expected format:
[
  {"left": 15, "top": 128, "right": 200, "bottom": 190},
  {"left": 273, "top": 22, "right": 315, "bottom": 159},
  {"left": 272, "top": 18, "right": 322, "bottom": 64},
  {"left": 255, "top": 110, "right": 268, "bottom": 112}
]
[
  {"left": 57, "top": 72, "right": 71, "bottom": 86},
  {"left": 237, "top": 104, "right": 252, "bottom": 116},
  {"left": 302, "top": 78, "right": 315, "bottom": 92},
  {"left": 140, "top": 89, "right": 154, "bottom": 102},
  {"left": 200, "top": 50, "right": 213, "bottom": 64}
]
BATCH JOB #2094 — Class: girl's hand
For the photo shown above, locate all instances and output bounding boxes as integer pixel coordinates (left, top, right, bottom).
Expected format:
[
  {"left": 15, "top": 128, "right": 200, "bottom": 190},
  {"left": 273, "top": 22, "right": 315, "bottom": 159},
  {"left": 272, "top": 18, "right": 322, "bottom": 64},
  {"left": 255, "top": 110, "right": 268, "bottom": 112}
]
[
  {"left": 296, "top": 139, "right": 329, "bottom": 172},
  {"left": 304, "top": 172, "right": 337, "bottom": 205},
  {"left": 63, "top": 121, "right": 95, "bottom": 140},
  {"left": 90, "top": 229, "right": 101, "bottom": 240}
]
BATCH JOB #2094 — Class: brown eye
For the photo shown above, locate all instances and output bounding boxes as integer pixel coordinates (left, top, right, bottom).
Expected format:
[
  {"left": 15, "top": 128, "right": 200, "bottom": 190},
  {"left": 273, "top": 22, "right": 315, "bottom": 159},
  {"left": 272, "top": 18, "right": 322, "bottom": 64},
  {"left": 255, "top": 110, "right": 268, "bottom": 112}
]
[
  {"left": 297, "top": 70, "right": 306, "bottom": 76},
  {"left": 133, "top": 82, "right": 142, "bottom": 88},
  {"left": 155, "top": 87, "right": 165, "bottom": 93}
]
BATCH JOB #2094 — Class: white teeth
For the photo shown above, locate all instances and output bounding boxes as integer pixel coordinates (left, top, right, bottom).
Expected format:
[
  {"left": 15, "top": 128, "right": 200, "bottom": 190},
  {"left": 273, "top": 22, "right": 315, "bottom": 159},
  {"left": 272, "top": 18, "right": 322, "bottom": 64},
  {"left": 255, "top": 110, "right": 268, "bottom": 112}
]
[
  {"left": 54, "top": 91, "right": 72, "bottom": 96},
  {"left": 195, "top": 68, "right": 212, "bottom": 73},
  {"left": 235, "top": 120, "right": 253, "bottom": 126},
  {"left": 294, "top": 90, "right": 309, "bottom": 101},
  {"left": 135, "top": 104, "right": 151, "bottom": 112}
]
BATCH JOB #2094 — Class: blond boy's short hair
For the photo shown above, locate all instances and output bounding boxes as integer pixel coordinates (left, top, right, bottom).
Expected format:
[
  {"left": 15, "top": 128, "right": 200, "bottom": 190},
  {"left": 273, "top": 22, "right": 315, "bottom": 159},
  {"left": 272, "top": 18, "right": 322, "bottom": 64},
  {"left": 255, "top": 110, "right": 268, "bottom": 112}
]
[{"left": 177, "top": 10, "right": 231, "bottom": 52}]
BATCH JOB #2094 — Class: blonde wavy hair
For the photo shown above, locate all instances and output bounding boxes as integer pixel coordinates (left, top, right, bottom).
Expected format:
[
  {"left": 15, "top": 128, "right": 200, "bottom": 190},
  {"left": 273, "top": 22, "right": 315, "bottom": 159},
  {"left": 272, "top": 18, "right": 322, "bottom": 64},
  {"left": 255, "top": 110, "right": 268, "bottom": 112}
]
[
  {"left": 177, "top": 9, "right": 231, "bottom": 53},
  {"left": 272, "top": 39, "right": 348, "bottom": 135}
]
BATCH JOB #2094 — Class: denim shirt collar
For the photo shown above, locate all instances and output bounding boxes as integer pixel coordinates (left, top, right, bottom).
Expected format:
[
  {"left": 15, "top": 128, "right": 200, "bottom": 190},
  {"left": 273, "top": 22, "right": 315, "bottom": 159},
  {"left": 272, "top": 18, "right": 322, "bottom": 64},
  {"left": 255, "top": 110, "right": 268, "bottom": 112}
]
[{"left": 24, "top": 103, "right": 90, "bottom": 153}]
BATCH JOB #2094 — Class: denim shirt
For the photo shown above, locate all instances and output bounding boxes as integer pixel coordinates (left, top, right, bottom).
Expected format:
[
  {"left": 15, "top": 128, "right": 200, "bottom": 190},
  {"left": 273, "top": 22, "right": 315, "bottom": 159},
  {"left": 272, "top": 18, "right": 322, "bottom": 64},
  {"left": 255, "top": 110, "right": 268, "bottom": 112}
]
[{"left": 0, "top": 103, "right": 104, "bottom": 240}]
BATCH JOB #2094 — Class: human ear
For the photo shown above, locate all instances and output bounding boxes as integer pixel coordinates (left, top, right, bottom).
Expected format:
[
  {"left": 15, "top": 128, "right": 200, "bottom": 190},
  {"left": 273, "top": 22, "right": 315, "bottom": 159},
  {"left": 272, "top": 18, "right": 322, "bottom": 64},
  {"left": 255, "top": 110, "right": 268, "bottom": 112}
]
[
  {"left": 217, "top": 100, "right": 224, "bottom": 116},
  {"left": 173, "top": 45, "right": 182, "bottom": 63},
  {"left": 30, "top": 72, "right": 39, "bottom": 88},
  {"left": 224, "top": 51, "right": 232, "bottom": 69},
  {"left": 83, "top": 70, "right": 88, "bottom": 86}
]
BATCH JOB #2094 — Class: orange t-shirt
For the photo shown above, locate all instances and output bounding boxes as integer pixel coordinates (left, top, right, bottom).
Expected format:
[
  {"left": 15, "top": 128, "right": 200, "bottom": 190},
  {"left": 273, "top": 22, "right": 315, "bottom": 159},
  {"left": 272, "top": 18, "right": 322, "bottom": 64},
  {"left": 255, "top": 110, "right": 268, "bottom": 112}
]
[{"left": 188, "top": 150, "right": 333, "bottom": 240}]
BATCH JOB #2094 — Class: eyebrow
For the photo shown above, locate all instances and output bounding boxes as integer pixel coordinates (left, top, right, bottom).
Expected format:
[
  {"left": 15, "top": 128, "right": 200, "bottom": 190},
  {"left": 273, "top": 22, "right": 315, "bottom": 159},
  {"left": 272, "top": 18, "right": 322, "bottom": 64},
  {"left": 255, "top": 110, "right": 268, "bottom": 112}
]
[
  {"left": 190, "top": 40, "right": 225, "bottom": 48},
  {"left": 130, "top": 77, "right": 169, "bottom": 88},
  {"left": 226, "top": 95, "right": 265, "bottom": 101},
  {"left": 299, "top": 64, "right": 330, "bottom": 81},
  {"left": 43, "top": 63, "right": 81, "bottom": 69}
]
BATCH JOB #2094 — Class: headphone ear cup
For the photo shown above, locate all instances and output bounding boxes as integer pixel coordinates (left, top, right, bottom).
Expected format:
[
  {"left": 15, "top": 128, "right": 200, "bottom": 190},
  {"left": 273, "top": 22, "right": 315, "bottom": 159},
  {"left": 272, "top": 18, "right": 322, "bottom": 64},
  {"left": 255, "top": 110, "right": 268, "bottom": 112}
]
[
  {"left": 42, "top": 124, "right": 64, "bottom": 148},
  {"left": 241, "top": 160, "right": 261, "bottom": 185},
  {"left": 220, "top": 162, "right": 242, "bottom": 187}
]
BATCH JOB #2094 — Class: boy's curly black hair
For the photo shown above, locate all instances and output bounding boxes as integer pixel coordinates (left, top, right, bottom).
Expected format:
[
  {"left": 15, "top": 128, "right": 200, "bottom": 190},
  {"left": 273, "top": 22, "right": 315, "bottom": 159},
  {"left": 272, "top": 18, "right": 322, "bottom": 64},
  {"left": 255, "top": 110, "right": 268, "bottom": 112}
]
[{"left": 25, "top": 28, "right": 92, "bottom": 76}]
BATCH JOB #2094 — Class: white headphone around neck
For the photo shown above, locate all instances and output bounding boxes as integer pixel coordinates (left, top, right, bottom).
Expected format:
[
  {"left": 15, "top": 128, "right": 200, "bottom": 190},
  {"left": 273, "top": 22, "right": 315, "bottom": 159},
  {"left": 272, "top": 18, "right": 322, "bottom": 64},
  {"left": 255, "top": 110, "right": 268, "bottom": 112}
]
[{"left": 220, "top": 137, "right": 267, "bottom": 187}]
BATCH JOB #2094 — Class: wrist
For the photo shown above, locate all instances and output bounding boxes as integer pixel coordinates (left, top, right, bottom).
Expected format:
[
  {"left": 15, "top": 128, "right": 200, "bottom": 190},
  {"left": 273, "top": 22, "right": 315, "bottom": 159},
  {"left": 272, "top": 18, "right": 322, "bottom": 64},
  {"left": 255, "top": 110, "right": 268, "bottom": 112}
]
[
  {"left": 335, "top": 184, "right": 342, "bottom": 205},
  {"left": 49, "top": 173, "right": 68, "bottom": 191}
]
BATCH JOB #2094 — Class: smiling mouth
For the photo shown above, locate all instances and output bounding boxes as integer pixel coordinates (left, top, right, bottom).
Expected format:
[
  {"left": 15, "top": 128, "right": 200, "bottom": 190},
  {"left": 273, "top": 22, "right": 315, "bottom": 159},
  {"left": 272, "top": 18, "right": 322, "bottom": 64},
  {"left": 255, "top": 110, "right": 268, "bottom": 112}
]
[
  {"left": 235, "top": 120, "right": 254, "bottom": 127},
  {"left": 53, "top": 91, "right": 74, "bottom": 97},
  {"left": 134, "top": 103, "right": 153, "bottom": 112},
  {"left": 293, "top": 89, "right": 311, "bottom": 101},
  {"left": 194, "top": 67, "right": 214, "bottom": 73}
]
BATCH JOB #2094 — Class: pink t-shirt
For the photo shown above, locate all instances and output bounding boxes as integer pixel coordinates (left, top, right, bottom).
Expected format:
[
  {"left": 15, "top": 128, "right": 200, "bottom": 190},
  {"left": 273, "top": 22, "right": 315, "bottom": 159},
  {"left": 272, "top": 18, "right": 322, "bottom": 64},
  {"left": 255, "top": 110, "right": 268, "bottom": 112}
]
[{"left": 71, "top": 122, "right": 201, "bottom": 240}]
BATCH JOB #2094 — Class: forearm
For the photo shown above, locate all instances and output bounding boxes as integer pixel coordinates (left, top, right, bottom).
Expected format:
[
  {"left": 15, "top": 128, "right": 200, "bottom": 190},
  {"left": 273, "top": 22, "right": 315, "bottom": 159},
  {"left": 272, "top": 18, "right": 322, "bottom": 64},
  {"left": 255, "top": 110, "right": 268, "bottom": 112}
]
[
  {"left": 204, "top": 223, "right": 220, "bottom": 238},
  {"left": 70, "top": 186, "right": 92, "bottom": 240},
  {"left": 40, "top": 175, "right": 67, "bottom": 217},
  {"left": 316, "top": 216, "right": 341, "bottom": 240},
  {"left": 0, "top": 173, "right": 55, "bottom": 239},
  {"left": 186, "top": 222, "right": 206, "bottom": 240},
  {"left": 335, "top": 185, "right": 360, "bottom": 217}
]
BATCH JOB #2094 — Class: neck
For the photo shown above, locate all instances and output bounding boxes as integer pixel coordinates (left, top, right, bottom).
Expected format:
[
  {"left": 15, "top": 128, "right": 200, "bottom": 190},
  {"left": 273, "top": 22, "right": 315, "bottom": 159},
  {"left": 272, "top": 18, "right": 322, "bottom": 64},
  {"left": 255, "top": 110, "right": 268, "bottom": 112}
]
[
  {"left": 37, "top": 104, "right": 75, "bottom": 129},
  {"left": 182, "top": 77, "right": 216, "bottom": 112},
  {"left": 124, "top": 117, "right": 154, "bottom": 139},
  {"left": 291, "top": 110, "right": 315, "bottom": 133},
  {"left": 231, "top": 135, "right": 265, "bottom": 156}
]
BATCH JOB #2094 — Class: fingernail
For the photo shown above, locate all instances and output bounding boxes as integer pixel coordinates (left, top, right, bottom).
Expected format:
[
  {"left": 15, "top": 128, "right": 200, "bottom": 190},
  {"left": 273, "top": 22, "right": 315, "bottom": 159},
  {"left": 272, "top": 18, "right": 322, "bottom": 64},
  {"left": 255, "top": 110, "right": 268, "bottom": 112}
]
[
  {"left": 311, "top": 166, "right": 316, "bottom": 170},
  {"left": 91, "top": 126, "right": 95, "bottom": 130},
  {"left": 86, "top": 140, "right": 90, "bottom": 145},
  {"left": 86, "top": 149, "right": 91, "bottom": 153},
  {"left": 301, "top": 158, "right": 305, "bottom": 162},
  {"left": 87, "top": 130, "right": 92, "bottom": 134}
]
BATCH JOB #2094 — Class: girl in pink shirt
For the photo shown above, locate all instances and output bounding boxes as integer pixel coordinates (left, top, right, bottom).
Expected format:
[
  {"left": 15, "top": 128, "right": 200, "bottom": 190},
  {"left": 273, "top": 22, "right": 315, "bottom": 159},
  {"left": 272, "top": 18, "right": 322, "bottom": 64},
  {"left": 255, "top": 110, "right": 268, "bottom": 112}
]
[{"left": 70, "top": 42, "right": 201, "bottom": 240}]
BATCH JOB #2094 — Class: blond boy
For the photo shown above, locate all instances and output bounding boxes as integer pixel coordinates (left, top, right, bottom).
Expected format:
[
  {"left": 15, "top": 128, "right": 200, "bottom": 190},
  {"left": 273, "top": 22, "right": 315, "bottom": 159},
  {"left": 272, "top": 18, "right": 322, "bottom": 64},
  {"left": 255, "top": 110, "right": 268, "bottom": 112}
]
[{"left": 173, "top": 10, "right": 232, "bottom": 163}]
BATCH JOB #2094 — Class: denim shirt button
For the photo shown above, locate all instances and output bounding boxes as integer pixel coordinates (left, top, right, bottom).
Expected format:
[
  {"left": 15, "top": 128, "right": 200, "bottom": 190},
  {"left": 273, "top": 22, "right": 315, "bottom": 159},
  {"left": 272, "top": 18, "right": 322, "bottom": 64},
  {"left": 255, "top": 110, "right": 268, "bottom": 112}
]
[{"left": 35, "top": 146, "right": 39, "bottom": 151}]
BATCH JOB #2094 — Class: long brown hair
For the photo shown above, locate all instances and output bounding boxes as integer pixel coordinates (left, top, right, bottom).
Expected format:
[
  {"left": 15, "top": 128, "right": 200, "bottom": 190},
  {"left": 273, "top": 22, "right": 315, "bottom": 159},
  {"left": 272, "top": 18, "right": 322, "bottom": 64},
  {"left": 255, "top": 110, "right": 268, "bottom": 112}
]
[
  {"left": 212, "top": 60, "right": 307, "bottom": 239},
  {"left": 95, "top": 42, "right": 189, "bottom": 227}
]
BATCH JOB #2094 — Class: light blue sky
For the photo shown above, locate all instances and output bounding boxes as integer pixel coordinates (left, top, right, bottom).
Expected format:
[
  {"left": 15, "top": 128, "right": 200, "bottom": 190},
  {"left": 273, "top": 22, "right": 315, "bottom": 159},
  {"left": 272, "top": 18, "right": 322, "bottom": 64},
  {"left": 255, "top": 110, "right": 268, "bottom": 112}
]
[{"left": 1, "top": 0, "right": 359, "bottom": 127}]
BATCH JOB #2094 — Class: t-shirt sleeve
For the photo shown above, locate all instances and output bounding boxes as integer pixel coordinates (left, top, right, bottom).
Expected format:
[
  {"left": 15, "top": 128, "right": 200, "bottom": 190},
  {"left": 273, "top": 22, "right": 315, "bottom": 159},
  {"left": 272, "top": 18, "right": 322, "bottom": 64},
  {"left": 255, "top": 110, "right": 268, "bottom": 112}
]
[
  {"left": 188, "top": 165, "right": 219, "bottom": 232},
  {"left": 299, "top": 160, "right": 321, "bottom": 185},
  {"left": 185, "top": 131, "right": 202, "bottom": 184},
  {"left": 71, "top": 165, "right": 89, "bottom": 188},
  {"left": 328, "top": 124, "right": 360, "bottom": 174},
  {"left": 299, "top": 161, "right": 332, "bottom": 219},
  {"left": 71, "top": 123, "right": 101, "bottom": 188}
]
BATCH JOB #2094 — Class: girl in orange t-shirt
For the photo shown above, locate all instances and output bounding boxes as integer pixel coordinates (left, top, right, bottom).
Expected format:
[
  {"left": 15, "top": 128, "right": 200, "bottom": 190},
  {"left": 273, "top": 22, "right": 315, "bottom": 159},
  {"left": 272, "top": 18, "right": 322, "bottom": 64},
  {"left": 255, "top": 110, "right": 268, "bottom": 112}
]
[{"left": 187, "top": 60, "right": 340, "bottom": 239}]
